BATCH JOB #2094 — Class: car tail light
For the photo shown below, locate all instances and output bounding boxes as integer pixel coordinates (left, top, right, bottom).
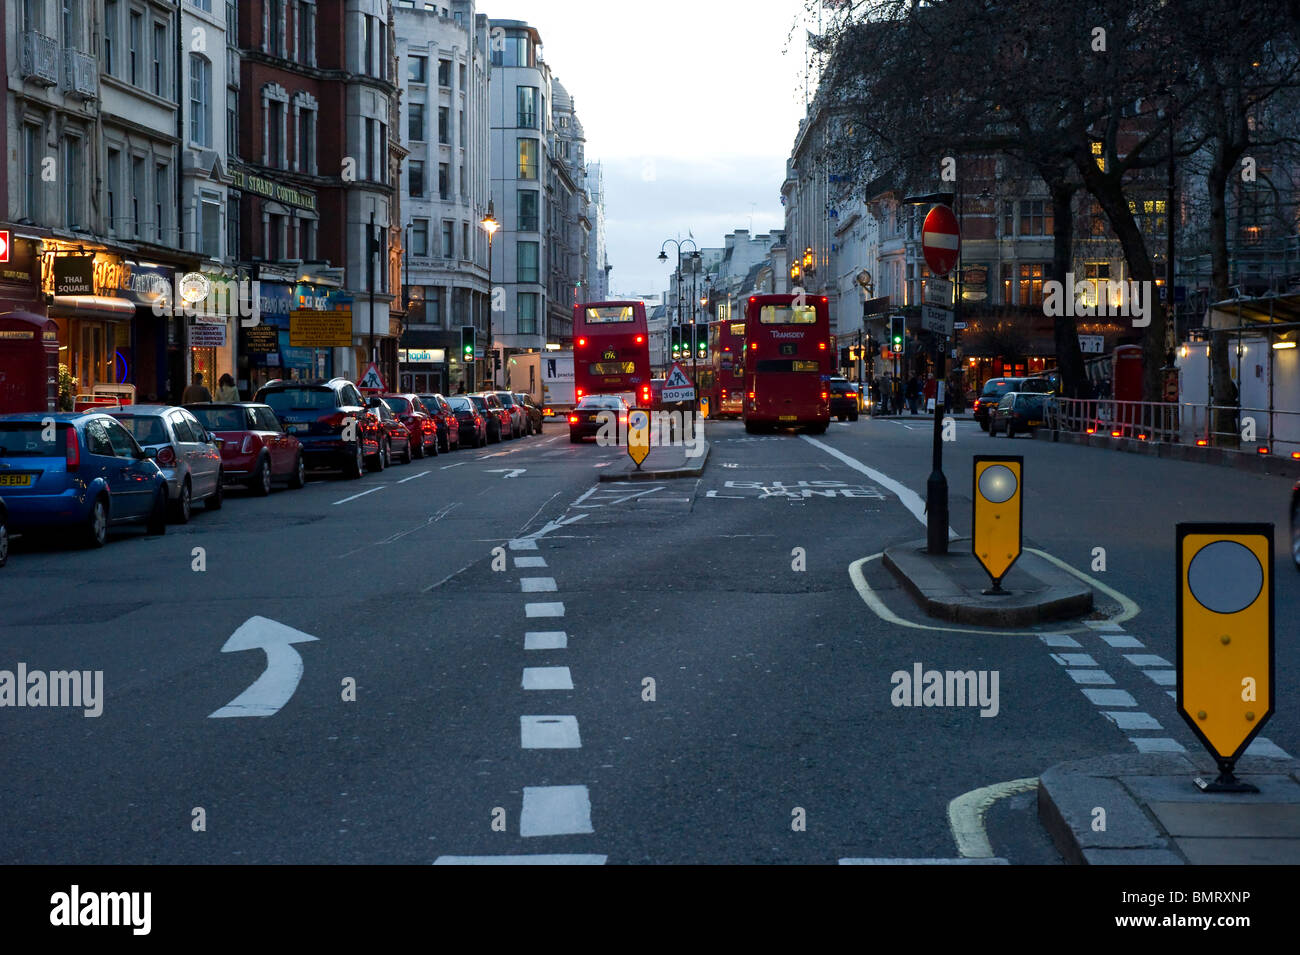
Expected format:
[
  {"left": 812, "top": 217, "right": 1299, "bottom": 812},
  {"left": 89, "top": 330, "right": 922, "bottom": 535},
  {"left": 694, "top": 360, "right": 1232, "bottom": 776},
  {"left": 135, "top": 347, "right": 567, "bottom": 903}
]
[
  {"left": 750, "top": 342, "right": 757, "bottom": 350},
  {"left": 1196, "top": 439, "right": 1208, "bottom": 446},
  {"left": 577, "top": 338, "right": 586, "bottom": 347},
  {"left": 1292, "top": 451, "right": 1300, "bottom": 459},
  {"left": 748, "top": 392, "right": 755, "bottom": 400},
  {"left": 821, "top": 391, "right": 828, "bottom": 400},
  {"left": 156, "top": 445, "right": 177, "bottom": 466},
  {"left": 576, "top": 388, "right": 584, "bottom": 398},
  {"left": 569, "top": 415, "right": 578, "bottom": 424},
  {"left": 635, "top": 335, "right": 644, "bottom": 344},
  {"left": 241, "top": 435, "right": 254, "bottom": 454},
  {"left": 1110, "top": 430, "right": 1122, "bottom": 437},
  {"left": 641, "top": 385, "right": 650, "bottom": 402},
  {"left": 1258, "top": 446, "right": 1269, "bottom": 455},
  {"left": 65, "top": 427, "right": 80, "bottom": 470},
  {"left": 1085, "top": 427, "right": 1096, "bottom": 434},
  {"left": 818, "top": 342, "right": 827, "bottom": 350}
]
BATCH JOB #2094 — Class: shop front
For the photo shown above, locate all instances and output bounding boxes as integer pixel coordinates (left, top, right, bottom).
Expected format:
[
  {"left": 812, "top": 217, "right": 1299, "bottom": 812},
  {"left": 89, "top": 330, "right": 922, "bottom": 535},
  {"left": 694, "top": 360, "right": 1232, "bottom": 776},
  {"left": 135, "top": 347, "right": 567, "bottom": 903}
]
[
  {"left": 0, "top": 235, "right": 57, "bottom": 413},
  {"left": 118, "top": 260, "right": 178, "bottom": 402},
  {"left": 240, "top": 281, "right": 294, "bottom": 395},
  {"left": 240, "top": 280, "right": 343, "bottom": 394},
  {"left": 40, "top": 246, "right": 137, "bottom": 402}
]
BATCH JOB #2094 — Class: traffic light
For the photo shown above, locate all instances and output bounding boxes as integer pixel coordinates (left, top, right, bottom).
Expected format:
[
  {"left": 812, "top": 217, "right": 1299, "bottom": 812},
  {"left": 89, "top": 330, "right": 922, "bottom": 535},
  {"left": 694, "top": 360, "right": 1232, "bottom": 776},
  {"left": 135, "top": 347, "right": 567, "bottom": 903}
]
[
  {"left": 670, "top": 326, "right": 682, "bottom": 360},
  {"left": 890, "top": 316, "right": 904, "bottom": 353},
  {"left": 695, "top": 325, "right": 707, "bottom": 360},
  {"left": 461, "top": 325, "right": 476, "bottom": 362}
]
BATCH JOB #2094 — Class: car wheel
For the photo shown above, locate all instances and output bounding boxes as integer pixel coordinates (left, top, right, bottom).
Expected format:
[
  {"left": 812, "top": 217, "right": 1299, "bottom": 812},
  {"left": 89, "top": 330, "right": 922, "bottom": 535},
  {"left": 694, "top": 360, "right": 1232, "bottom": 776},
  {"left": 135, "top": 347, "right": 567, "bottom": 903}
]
[
  {"left": 850, "top": 412, "right": 859, "bottom": 421},
  {"left": 345, "top": 443, "right": 364, "bottom": 480},
  {"left": 370, "top": 441, "right": 387, "bottom": 472},
  {"left": 84, "top": 495, "right": 109, "bottom": 548},
  {"left": 171, "top": 480, "right": 192, "bottom": 523},
  {"left": 413, "top": 438, "right": 425, "bottom": 460},
  {"left": 288, "top": 454, "right": 306, "bottom": 489},
  {"left": 207, "top": 472, "right": 224, "bottom": 509},
  {"left": 146, "top": 487, "right": 167, "bottom": 535},
  {"left": 250, "top": 456, "right": 272, "bottom": 496},
  {"left": 401, "top": 440, "right": 412, "bottom": 464},
  {"left": 0, "top": 511, "right": 9, "bottom": 567}
]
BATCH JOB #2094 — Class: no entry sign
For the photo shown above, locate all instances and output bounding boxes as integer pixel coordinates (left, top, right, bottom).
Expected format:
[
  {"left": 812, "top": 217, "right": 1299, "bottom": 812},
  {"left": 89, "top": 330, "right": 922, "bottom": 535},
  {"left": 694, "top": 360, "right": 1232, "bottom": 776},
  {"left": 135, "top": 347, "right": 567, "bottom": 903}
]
[{"left": 922, "top": 205, "right": 960, "bottom": 276}]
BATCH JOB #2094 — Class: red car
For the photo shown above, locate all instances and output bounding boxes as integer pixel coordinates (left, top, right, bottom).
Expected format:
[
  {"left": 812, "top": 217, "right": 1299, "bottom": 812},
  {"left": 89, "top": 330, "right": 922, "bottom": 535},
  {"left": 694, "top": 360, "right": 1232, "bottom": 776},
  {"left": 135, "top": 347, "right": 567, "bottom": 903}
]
[
  {"left": 417, "top": 393, "right": 462, "bottom": 453},
  {"left": 380, "top": 393, "right": 439, "bottom": 458},
  {"left": 366, "top": 397, "right": 413, "bottom": 467},
  {"left": 186, "top": 402, "right": 306, "bottom": 494},
  {"left": 475, "top": 392, "right": 514, "bottom": 441}
]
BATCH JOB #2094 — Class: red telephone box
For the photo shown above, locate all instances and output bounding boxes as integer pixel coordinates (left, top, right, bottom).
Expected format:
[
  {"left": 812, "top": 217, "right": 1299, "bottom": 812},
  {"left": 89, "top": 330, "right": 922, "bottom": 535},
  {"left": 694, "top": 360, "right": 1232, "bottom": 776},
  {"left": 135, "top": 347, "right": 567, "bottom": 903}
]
[
  {"left": 1112, "top": 344, "right": 1144, "bottom": 403},
  {"left": 0, "top": 311, "right": 60, "bottom": 414}
]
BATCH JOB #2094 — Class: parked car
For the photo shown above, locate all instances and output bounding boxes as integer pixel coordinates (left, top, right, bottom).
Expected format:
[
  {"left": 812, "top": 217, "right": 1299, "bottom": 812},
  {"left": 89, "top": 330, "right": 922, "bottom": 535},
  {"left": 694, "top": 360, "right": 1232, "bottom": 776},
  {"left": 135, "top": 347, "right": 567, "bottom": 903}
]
[
  {"left": 493, "top": 391, "right": 527, "bottom": 438},
  {"left": 569, "top": 394, "right": 629, "bottom": 443},
  {"left": 828, "top": 378, "right": 861, "bottom": 421},
  {"left": 516, "top": 393, "right": 544, "bottom": 434},
  {"left": 417, "top": 393, "right": 461, "bottom": 453},
  {"left": 1291, "top": 481, "right": 1300, "bottom": 571},
  {"left": 447, "top": 395, "right": 488, "bottom": 447},
  {"left": 380, "top": 393, "right": 439, "bottom": 458},
  {"left": 255, "top": 377, "right": 380, "bottom": 480},
  {"left": 366, "top": 397, "right": 413, "bottom": 467},
  {"left": 989, "top": 391, "right": 1050, "bottom": 437},
  {"left": 109, "top": 405, "right": 224, "bottom": 522},
  {"left": 973, "top": 377, "right": 1054, "bottom": 431},
  {"left": 186, "top": 402, "right": 306, "bottom": 495},
  {"left": 476, "top": 392, "right": 514, "bottom": 441},
  {"left": 0, "top": 494, "right": 7, "bottom": 567},
  {"left": 467, "top": 394, "right": 504, "bottom": 443},
  {"left": 0, "top": 412, "right": 168, "bottom": 547}
]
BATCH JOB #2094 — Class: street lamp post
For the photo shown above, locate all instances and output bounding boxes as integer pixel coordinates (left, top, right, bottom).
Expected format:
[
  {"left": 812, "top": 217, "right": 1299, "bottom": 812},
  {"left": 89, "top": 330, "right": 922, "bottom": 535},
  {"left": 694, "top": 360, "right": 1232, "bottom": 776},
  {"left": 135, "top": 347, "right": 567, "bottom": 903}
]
[
  {"left": 855, "top": 270, "right": 874, "bottom": 413},
  {"left": 368, "top": 210, "right": 377, "bottom": 366},
  {"left": 658, "top": 235, "right": 699, "bottom": 378},
  {"left": 481, "top": 201, "right": 499, "bottom": 390}
]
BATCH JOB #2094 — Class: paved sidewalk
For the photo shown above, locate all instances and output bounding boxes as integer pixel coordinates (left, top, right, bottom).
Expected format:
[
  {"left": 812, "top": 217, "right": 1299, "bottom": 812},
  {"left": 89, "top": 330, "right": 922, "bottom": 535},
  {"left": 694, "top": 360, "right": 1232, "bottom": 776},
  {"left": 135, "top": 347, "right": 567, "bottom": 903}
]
[
  {"left": 1039, "top": 752, "right": 1300, "bottom": 864},
  {"left": 598, "top": 439, "right": 710, "bottom": 481}
]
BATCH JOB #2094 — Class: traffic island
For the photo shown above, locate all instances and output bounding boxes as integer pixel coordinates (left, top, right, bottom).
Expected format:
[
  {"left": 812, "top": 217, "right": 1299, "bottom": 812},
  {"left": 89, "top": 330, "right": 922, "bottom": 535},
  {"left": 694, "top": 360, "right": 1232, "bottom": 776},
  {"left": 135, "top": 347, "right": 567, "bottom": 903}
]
[
  {"left": 1038, "top": 752, "right": 1300, "bottom": 864},
  {"left": 883, "top": 537, "right": 1093, "bottom": 627},
  {"left": 597, "top": 439, "right": 710, "bottom": 482}
]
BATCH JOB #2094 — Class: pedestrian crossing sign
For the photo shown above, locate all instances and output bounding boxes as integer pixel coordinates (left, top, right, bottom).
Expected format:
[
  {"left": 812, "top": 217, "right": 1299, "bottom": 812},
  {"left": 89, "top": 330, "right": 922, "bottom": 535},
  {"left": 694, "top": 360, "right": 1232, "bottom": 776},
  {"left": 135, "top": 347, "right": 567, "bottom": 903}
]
[{"left": 358, "top": 362, "right": 386, "bottom": 391}]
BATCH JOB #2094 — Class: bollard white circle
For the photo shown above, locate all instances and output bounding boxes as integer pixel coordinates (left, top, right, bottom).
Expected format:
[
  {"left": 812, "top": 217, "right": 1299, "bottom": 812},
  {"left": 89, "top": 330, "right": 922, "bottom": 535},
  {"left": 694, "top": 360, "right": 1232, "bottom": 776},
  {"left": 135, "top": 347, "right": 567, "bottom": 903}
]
[
  {"left": 978, "top": 464, "right": 1017, "bottom": 503},
  {"left": 1187, "top": 540, "right": 1263, "bottom": 614}
]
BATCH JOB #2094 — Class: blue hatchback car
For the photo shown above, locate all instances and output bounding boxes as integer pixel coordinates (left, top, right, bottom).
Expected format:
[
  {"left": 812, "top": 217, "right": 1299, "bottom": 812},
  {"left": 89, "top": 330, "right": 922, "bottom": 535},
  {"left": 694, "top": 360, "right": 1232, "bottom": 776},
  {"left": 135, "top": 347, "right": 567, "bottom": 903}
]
[{"left": 0, "top": 412, "right": 169, "bottom": 547}]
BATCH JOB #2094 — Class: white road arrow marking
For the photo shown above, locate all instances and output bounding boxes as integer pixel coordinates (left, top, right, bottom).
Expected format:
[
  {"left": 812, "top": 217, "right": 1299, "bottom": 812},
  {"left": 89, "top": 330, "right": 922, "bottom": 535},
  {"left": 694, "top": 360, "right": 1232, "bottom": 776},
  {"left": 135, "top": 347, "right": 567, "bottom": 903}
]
[{"left": 208, "top": 616, "right": 319, "bottom": 718}]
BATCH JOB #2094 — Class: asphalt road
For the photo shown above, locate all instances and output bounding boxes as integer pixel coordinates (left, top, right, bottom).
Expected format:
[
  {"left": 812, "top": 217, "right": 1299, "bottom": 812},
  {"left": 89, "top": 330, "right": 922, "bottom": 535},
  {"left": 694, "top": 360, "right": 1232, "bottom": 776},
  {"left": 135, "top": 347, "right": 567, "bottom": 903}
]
[{"left": 1, "top": 415, "right": 1294, "bottom": 864}]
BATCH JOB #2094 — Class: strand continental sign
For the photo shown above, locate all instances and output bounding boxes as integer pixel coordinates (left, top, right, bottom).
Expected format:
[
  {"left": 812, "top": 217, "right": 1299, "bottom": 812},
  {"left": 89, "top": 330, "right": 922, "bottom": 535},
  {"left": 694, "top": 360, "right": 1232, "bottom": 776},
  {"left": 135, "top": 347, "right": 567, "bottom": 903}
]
[
  {"left": 231, "top": 167, "right": 318, "bottom": 213},
  {"left": 289, "top": 309, "right": 351, "bottom": 347}
]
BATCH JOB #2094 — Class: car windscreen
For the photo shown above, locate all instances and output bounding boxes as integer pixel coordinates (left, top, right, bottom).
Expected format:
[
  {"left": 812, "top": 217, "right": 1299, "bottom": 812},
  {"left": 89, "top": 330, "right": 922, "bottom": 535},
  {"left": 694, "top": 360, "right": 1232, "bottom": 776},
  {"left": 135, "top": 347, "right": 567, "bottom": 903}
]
[
  {"left": 261, "top": 388, "right": 335, "bottom": 412},
  {"left": 1019, "top": 379, "right": 1054, "bottom": 393},
  {"left": 576, "top": 397, "right": 624, "bottom": 410},
  {"left": 468, "top": 396, "right": 488, "bottom": 410},
  {"left": 495, "top": 393, "right": 516, "bottom": 406},
  {"left": 189, "top": 406, "right": 247, "bottom": 431},
  {"left": 981, "top": 379, "right": 1018, "bottom": 396},
  {"left": 112, "top": 414, "right": 171, "bottom": 445},
  {"left": 0, "top": 422, "right": 66, "bottom": 456},
  {"left": 448, "top": 397, "right": 473, "bottom": 412},
  {"left": 383, "top": 396, "right": 411, "bottom": 414}
]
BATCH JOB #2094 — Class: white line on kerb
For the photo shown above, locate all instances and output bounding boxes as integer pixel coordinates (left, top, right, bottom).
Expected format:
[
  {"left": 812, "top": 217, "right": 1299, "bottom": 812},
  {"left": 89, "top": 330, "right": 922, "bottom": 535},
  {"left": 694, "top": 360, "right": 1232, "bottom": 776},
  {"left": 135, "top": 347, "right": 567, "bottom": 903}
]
[
  {"left": 332, "top": 486, "right": 385, "bottom": 505},
  {"left": 947, "top": 777, "right": 1039, "bottom": 858}
]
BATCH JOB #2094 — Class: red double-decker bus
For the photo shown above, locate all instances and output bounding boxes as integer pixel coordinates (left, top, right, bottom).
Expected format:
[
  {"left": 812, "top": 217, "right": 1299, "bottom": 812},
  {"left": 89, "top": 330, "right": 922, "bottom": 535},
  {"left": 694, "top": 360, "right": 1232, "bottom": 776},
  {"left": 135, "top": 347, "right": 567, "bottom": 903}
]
[
  {"left": 573, "top": 301, "right": 652, "bottom": 408},
  {"left": 742, "top": 294, "right": 831, "bottom": 433},
  {"left": 702, "top": 318, "right": 746, "bottom": 418}
]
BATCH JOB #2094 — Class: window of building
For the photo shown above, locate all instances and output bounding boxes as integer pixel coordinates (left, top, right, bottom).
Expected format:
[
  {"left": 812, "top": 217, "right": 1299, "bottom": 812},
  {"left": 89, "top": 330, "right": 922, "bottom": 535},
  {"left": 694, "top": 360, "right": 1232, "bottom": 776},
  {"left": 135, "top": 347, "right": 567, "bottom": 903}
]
[
  {"left": 408, "top": 54, "right": 426, "bottom": 83},
  {"left": 517, "top": 189, "right": 538, "bottom": 231},
  {"left": 441, "top": 220, "right": 453, "bottom": 258},
  {"left": 300, "top": 217, "right": 316, "bottom": 259},
  {"left": 518, "top": 292, "right": 538, "bottom": 335},
  {"left": 154, "top": 162, "right": 168, "bottom": 242},
  {"left": 458, "top": 62, "right": 465, "bottom": 89},
  {"left": 152, "top": 21, "right": 166, "bottom": 96},
  {"left": 1000, "top": 263, "right": 1012, "bottom": 304},
  {"left": 1002, "top": 201, "right": 1014, "bottom": 237},
  {"left": 364, "top": 116, "right": 375, "bottom": 179},
  {"left": 296, "top": 103, "right": 315, "bottom": 173},
  {"left": 438, "top": 162, "right": 449, "bottom": 200},
  {"left": 189, "top": 55, "right": 211, "bottom": 147},
  {"left": 132, "top": 155, "right": 146, "bottom": 237},
  {"left": 438, "top": 107, "right": 449, "bottom": 144},
  {"left": 267, "top": 0, "right": 282, "bottom": 57},
  {"left": 517, "top": 86, "right": 538, "bottom": 128},
  {"left": 1017, "top": 263, "right": 1046, "bottom": 306},
  {"left": 200, "top": 195, "right": 221, "bottom": 258},
  {"left": 458, "top": 162, "right": 465, "bottom": 196},
  {"left": 438, "top": 58, "right": 450, "bottom": 87},
  {"left": 22, "top": 125, "right": 41, "bottom": 222},
  {"left": 296, "top": 0, "right": 314, "bottom": 65},
  {"left": 461, "top": 222, "right": 469, "bottom": 261},
  {"left": 227, "top": 196, "right": 240, "bottom": 258},
  {"left": 106, "top": 148, "right": 121, "bottom": 234},
  {"left": 411, "top": 219, "right": 428, "bottom": 256},
  {"left": 268, "top": 213, "right": 284, "bottom": 259},
  {"left": 104, "top": 0, "right": 117, "bottom": 73},
  {"left": 517, "top": 241, "right": 539, "bottom": 283},
  {"left": 227, "top": 89, "right": 238, "bottom": 158},
  {"left": 458, "top": 109, "right": 465, "bottom": 147},
  {"left": 129, "top": 11, "right": 142, "bottom": 85},
  {"left": 192, "top": 0, "right": 211, "bottom": 11},
  {"left": 64, "top": 136, "right": 83, "bottom": 229},
  {"left": 517, "top": 138, "right": 538, "bottom": 180},
  {"left": 361, "top": 13, "right": 371, "bottom": 74},
  {"left": 269, "top": 99, "right": 285, "bottom": 168},
  {"left": 1019, "top": 200, "right": 1051, "bottom": 236},
  {"left": 408, "top": 102, "right": 424, "bottom": 142},
  {"left": 378, "top": 120, "right": 387, "bottom": 184},
  {"left": 408, "top": 159, "right": 424, "bottom": 197}
]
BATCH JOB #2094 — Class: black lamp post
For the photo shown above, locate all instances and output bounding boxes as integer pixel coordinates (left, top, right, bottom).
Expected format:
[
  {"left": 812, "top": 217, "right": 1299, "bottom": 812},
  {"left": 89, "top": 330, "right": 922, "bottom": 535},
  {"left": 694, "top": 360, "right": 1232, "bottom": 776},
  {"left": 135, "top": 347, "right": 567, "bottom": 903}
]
[
  {"left": 658, "top": 236, "right": 699, "bottom": 373},
  {"left": 481, "top": 200, "right": 499, "bottom": 389}
]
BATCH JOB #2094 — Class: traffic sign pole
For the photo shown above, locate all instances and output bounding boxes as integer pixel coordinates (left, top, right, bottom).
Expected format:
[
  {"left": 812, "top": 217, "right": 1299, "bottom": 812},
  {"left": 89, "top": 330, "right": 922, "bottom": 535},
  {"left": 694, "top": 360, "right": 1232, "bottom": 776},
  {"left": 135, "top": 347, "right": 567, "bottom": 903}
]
[{"left": 920, "top": 203, "right": 961, "bottom": 556}]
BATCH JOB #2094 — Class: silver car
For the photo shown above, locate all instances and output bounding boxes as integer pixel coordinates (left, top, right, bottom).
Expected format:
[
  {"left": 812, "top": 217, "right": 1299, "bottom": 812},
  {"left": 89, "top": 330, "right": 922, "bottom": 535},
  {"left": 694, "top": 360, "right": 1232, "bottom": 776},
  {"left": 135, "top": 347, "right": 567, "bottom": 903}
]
[{"left": 108, "top": 405, "right": 224, "bottom": 522}]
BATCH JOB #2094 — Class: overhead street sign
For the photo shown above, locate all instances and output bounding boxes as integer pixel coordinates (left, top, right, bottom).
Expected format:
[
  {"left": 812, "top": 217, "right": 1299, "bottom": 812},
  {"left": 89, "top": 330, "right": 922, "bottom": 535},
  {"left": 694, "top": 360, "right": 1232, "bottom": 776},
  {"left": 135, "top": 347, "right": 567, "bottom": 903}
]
[
  {"left": 921, "top": 204, "right": 960, "bottom": 276},
  {"left": 1176, "top": 523, "right": 1274, "bottom": 792},
  {"left": 972, "top": 456, "right": 1023, "bottom": 593},
  {"left": 921, "top": 304, "right": 955, "bottom": 337}
]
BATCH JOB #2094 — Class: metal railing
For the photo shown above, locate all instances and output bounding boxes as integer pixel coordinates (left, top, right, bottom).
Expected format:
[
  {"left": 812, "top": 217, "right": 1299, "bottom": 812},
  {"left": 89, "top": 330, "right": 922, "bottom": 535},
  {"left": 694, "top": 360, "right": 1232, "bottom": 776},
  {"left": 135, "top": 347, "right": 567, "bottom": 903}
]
[
  {"left": 21, "top": 31, "right": 58, "bottom": 86},
  {"left": 1048, "top": 397, "right": 1300, "bottom": 457}
]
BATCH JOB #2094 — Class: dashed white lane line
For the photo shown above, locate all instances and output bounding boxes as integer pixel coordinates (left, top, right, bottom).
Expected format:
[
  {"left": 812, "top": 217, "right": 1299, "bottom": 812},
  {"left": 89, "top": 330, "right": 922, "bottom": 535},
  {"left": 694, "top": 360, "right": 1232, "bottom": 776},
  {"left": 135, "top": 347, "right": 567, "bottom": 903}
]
[
  {"left": 1051, "top": 653, "right": 1097, "bottom": 667},
  {"left": 520, "top": 785, "right": 593, "bottom": 837},
  {"left": 1066, "top": 669, "right": 1116, "bottom": 685},
  {"left": 525, "top": 602, "right": 565, "bottom": 617},
  {"left": 522, "top": 666, "right": 574, "bottom": 690},
  {"left": 440, "top": 461, "right": 466, "bottom": 469},
  {"left": 514, "top": 556, "right": 547, "bottom": 568},
  {"left": 1131, "top": 737, "right": 1187, "bottom": 754},
  {"left": 1123, "top": 654, "right": 1171, "bottom": 667},
  {"left": 1103, "top": 711, "right": 1163, "bottom": 730},
  {"left": 524, "top": 631, "right": 567, "bottom": 650},
  {"left": 520, "top": 715, "right": 581, "bottom": 749},
  {"left": 434, "top": 855, "right": 606, "bottom": 865},
  {"left": 397, "top": 470, "right": 430, "bottom": 483},
  {"left": 521, "top": 577, "right": 558, "bottom": 593},
  {"left": 1143, "top": 670, "right": 1177, "bottom": 686},
  {"left": 1100, "top": 633, "right": 1145, "bottom": 648},
  {"left": 331, "top": 486, "right": 385, "bottom": 505},
  {"left": 1082, "top": 688, "right": 1137, "bottom": 707}
]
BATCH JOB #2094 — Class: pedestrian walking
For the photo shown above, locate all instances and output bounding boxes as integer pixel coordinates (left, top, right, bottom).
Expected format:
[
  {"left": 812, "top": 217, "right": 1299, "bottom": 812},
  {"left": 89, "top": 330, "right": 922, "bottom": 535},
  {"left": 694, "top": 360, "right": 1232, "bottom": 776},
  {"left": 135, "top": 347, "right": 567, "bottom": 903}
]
[
  {"left": 181, "top": 372, "right": 212, "bottom": 404},
  {"left": 906, "top": 375, "right": 921, "bottom": 414},
  {"left": 215, "top": 373, "right": 239, "bottom": 403}
]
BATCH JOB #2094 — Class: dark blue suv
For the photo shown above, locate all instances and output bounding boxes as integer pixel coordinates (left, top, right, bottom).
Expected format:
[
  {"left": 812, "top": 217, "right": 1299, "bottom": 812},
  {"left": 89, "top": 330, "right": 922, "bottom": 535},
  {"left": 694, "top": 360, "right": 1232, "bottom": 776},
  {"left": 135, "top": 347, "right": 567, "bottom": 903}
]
[{"left": 0, "top": 412, "right": 169, "bottom": 547}]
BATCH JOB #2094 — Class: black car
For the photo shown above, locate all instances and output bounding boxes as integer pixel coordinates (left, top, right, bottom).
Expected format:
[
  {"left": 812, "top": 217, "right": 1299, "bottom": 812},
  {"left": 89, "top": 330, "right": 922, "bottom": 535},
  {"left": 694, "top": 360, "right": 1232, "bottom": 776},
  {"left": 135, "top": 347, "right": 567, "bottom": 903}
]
[
  {"left": 973, "top": 377, "right": 1054, "bottom": 431},
  {"left": 828, "top": 379, "right": 860, "bottom": 421},
  {"left": 467, "top": 394, "right": 504, "bottom": 443},
  {"left": 989, "top": 391, "right": 1050, "bottom": 437},
  {"left": 447, "top": 395, "right": 488, "bottom": 448},
  {"left": 254, "top": 377, "right": 381, "bottom": 479},
  {"left": 569, "top": 394, "right": 628, "bottom": 443}
]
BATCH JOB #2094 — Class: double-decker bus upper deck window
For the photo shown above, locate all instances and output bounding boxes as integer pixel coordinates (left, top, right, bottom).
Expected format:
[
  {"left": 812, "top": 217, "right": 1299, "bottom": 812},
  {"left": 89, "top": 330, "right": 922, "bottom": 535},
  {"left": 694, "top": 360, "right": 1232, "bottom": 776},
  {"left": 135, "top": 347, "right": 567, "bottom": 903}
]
[
  {"left": 730, "top": 323, "right": 745, "bottom": 336},
  {"left": 584, "top": 306, "right": 635, "bottom": 323},
  {"left": 758, "top": 305, "right": 818, "bottom": 324}
]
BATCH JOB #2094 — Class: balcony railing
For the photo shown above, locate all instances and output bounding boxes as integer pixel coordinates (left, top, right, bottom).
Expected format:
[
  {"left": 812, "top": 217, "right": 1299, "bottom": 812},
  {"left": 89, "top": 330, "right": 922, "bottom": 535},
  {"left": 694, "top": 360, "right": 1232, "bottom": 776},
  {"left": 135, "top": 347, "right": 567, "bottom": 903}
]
[
  {"left": 22, "top": 31, "right": 59, "bottom": 86},
  {"left": 63, "top": 49, "right": 98, "bottom": 99}
]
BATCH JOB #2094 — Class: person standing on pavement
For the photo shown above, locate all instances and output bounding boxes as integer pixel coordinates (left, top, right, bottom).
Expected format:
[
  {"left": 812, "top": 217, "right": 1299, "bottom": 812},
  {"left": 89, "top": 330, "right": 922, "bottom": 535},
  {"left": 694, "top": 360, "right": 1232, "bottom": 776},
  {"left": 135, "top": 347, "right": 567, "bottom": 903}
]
[
  {"left": 182, "top": 372, "right": 212, "bottom": 404},
  {"left": 906, "top": 375, "right": 920, "bottom": 414},
  {"left": 215, "top": 373, "right": 239, "bottom": 402}
]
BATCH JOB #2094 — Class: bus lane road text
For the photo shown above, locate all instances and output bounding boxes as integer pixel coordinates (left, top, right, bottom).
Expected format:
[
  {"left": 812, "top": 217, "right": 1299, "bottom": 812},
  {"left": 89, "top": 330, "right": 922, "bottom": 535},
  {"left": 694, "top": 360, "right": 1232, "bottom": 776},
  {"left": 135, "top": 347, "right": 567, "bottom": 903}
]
[{"left": 705, "top": 480, "right": 887, "bottom": 501}]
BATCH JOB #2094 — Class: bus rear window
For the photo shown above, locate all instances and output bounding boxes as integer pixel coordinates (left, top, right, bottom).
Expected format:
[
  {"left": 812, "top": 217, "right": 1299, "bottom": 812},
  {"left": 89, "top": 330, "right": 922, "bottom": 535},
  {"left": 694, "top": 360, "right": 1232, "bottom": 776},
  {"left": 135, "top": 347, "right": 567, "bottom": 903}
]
[
  {"left": 588, "top": 361, "right": 635, "bottom": 375},
  {"left": 758, "top": 305, "right": 817, "bottom": 324},
  {"left": 755, "top": 359, "right": 821, "bottom": 373},
  {"left": 583, "top": 307, "right": 635, "bottom": 323},
  {"left": 729, "top": 323, "right": 746, "bottom": 336}
]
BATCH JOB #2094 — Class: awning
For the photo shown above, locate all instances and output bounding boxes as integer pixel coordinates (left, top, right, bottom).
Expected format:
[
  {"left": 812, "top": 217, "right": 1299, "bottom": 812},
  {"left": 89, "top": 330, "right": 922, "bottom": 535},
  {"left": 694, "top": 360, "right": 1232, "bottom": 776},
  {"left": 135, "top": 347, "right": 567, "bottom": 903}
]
[{"left": 47, "top": 295, "right": 137, "bottom": 321}]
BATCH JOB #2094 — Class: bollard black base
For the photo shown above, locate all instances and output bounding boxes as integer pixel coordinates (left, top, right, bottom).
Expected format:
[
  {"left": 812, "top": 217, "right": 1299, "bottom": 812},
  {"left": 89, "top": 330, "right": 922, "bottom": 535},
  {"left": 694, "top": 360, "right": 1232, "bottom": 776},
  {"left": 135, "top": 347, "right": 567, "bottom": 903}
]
[
  {"left": 926, "top": 471, "right": 949, "bottom": 555},
  {"left": 1195, "top": 760, "right": 1260, "bottom": 793}
]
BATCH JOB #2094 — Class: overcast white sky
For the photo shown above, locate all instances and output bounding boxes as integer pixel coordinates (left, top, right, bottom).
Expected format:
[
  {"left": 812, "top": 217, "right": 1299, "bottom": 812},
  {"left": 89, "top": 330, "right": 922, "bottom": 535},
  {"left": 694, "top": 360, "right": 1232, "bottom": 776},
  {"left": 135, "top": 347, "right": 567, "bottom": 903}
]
[{"left": 509, "top": 0, "right": 818, "bottom": 295}]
